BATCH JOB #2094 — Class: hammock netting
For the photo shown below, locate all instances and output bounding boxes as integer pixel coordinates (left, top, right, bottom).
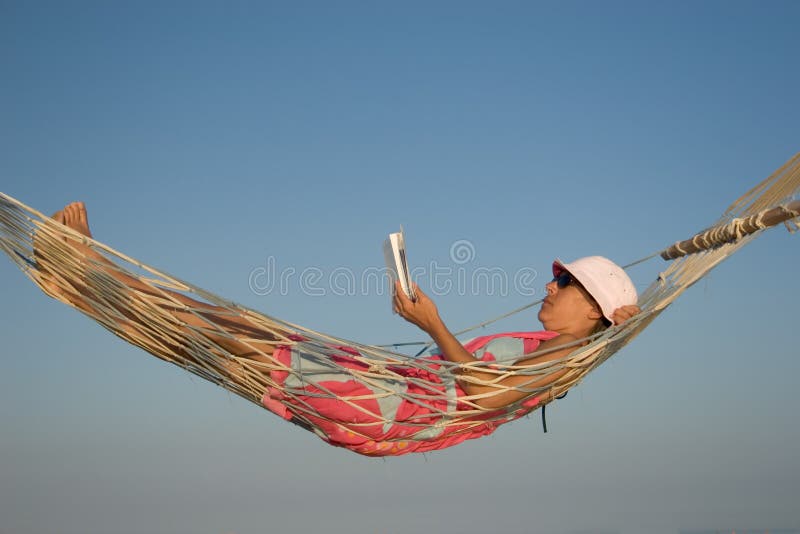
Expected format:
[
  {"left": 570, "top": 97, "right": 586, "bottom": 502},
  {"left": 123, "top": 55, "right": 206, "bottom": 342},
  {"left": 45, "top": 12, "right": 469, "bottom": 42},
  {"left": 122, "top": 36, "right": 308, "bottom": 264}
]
[{"left": 1, "top": 153, "right": 798, "bottom": 455}]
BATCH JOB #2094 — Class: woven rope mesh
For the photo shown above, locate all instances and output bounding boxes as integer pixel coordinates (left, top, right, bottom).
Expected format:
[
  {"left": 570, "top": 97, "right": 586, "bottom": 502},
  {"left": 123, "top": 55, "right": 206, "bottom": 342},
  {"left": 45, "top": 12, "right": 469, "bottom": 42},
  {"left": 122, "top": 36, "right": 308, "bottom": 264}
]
[{"left": 1, "top": 153, "right": 798, "bottom": 447}]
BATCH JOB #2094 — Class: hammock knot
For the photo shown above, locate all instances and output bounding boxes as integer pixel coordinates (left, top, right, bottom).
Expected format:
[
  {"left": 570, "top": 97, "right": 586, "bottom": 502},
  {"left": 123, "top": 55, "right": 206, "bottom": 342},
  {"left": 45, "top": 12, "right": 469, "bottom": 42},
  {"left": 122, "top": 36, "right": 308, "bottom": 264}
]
[{"left": 367, "top": 363, "right": 388, "bottom": 374}]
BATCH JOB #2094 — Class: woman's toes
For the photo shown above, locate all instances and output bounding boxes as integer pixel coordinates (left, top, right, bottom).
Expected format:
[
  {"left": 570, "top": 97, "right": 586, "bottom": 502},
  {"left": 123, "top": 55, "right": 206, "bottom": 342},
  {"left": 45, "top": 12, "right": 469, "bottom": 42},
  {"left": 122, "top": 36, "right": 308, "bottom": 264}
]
[
  {"left": 66, "top": 203, "right": 77, "bottom": 223},
  {"left": 57, "top": 201, "right": 92, "bottom": 238},
  {"left": 77, "top": 202, "right": 88, "bottom": 224}
]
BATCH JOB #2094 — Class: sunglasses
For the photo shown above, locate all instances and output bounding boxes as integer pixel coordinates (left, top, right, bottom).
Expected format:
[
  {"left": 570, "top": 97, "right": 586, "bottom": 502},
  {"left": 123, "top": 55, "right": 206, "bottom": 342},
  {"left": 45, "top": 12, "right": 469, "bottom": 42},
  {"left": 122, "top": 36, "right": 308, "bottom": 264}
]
[{"left": 552, "top": 272, "right": 576, "bottom": 289}]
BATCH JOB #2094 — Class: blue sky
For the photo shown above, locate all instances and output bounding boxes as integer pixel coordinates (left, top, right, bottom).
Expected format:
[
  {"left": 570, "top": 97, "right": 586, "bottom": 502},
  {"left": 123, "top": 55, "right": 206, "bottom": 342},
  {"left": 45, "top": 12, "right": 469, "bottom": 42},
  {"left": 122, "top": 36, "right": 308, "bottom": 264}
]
[{"left": 1, "top": 2, "right": 799, "bottom": 533}]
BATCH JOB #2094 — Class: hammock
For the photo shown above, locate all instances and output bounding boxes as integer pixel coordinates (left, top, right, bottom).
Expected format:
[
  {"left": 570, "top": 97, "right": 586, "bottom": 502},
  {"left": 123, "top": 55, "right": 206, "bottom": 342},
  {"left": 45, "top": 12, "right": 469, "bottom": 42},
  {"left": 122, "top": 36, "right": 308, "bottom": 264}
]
[{"left": 1, "top": 154, "right": 799, "bottom": 456}]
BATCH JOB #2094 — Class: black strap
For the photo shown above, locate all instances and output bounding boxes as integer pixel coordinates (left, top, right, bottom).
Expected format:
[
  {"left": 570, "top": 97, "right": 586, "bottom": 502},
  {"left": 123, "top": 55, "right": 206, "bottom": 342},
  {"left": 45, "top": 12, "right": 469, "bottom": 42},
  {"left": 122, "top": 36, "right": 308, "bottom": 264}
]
[
  {"left": 541, "top": 404, "right": 548, "bottom": 433},
  {"left": 541, "top": 391, "right": 568, "bottom": 433}
]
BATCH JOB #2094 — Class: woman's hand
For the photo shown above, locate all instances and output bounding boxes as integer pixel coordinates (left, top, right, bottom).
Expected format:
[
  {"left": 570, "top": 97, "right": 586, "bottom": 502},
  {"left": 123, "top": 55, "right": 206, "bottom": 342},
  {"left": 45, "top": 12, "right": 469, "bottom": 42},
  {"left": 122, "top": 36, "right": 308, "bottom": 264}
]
[
  {"left": 393, "top": 282, "right": 442, "bottom": 334},
  {"left": 611, "top": 304, "right": 641, "bottom": 325}
]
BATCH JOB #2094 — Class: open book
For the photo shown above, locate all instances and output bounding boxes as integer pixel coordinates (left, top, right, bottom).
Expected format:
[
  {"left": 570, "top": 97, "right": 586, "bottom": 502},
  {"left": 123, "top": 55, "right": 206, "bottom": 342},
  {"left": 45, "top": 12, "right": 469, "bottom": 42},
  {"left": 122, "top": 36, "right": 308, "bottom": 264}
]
[{"left": 383, "top": 227, "right": 416, "bottom": 308}]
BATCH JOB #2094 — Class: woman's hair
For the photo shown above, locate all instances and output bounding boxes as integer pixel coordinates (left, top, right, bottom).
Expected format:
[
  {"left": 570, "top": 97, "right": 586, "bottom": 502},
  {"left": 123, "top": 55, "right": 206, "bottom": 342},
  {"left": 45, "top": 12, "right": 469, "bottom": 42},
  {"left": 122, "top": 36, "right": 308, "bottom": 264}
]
[
  {"left": 564, "top": 272, "right": 613, "bottom": 336},
  {"left": 589, "top": 315, "right": 613, "bottom": 336},
  {"left": 583, "top": 287, "right": 612, "bottom": 335}
]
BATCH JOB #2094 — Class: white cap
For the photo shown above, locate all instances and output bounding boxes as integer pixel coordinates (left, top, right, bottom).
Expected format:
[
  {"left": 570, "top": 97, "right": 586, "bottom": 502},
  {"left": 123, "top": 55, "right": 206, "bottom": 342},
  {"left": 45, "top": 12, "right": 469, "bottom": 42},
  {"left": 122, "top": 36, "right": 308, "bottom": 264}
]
[{"left": 552, "top": 256, "right": 637, "bottom": 323}]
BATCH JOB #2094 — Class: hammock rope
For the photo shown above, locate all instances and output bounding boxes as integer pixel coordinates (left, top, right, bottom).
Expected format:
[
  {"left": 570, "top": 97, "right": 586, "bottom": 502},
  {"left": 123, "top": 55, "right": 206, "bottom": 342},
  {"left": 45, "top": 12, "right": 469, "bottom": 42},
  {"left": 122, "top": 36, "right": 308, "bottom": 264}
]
[
  {"left": 1, "top": 153, "right": 798, "bottom": 450},
  {"left": 386, "top": 177, "right": 800, "bottom": 349}
]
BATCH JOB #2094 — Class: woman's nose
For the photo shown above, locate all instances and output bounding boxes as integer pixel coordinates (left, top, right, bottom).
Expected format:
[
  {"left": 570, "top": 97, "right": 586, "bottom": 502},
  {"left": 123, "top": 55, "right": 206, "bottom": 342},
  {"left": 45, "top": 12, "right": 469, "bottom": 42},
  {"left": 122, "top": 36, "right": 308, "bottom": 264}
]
[{"left": 545, "top": 281, "right": 557, "bottom": 295}]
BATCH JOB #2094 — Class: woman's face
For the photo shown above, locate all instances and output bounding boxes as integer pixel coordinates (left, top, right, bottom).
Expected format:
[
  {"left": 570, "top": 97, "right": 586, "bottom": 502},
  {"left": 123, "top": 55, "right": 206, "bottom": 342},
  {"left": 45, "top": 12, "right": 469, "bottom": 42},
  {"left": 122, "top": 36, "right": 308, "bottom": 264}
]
[{"left": 538, "top": 273, "right": 603, "bottom": 335}]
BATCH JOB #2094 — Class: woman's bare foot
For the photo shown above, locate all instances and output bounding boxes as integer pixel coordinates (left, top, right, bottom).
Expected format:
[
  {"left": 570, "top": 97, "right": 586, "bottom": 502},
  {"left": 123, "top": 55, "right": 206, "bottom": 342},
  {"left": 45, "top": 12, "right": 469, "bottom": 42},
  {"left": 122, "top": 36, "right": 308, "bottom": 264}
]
[
  {"left": 32, "top": 201, "right": 280, "bottom": 385},
  {"left": 51, "top": 207, "right": 66, "bottom": 229},
  {"left": 33, "top": 202, "right": 95, "bottom": 300},
  {"left": 61, "top": 201, "right": 93, "bottom": 239}
]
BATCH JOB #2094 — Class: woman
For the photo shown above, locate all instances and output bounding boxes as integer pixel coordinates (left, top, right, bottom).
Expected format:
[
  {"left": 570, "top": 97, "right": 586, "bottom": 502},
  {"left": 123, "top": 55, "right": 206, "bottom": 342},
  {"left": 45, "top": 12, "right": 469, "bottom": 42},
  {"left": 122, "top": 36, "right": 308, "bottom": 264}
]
[
  {"left": 36, "top": 202, "right": 639, "bottom": 456},
  {"left": 393, "top": 255, "right": 640, "bottom": 409}
]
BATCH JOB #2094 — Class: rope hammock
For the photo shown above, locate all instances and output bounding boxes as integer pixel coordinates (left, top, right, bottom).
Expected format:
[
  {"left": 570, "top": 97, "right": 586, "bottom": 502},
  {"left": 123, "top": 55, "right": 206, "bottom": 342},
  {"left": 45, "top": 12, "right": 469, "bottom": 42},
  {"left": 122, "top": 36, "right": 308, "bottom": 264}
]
[{"left": 1, "top": 153, "right": 799, "bottom": 456}]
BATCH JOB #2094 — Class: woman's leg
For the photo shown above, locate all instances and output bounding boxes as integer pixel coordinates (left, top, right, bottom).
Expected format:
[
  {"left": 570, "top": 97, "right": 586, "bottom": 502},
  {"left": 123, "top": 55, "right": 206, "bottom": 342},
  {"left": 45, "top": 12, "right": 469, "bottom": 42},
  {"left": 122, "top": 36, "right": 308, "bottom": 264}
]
[{"left": 34, "top": 202, "right": 283, "bottom": 381}]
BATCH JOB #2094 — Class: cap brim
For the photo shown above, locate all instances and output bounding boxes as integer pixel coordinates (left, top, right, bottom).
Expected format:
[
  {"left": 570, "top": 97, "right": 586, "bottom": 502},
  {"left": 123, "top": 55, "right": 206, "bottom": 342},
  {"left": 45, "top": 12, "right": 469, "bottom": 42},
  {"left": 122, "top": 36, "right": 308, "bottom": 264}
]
[{"left": 552, "top": 259, "right": 567, "bottom": 278}]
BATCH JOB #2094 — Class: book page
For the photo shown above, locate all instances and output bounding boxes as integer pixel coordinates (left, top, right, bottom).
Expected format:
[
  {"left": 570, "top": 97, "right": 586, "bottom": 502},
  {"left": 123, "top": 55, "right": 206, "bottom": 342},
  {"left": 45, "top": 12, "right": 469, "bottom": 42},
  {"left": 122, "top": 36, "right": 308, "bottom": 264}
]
[{"left": 383, "top": 228, "right": 415, "bottom": 309}]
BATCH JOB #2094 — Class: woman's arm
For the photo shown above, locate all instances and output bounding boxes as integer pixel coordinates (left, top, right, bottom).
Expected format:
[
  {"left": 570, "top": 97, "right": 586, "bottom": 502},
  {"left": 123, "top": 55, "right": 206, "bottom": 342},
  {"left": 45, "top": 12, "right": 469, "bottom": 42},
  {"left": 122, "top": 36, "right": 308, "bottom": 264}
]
[
  {"left": 455, "top": 335, "right": 577, "bottom": 409},
  {"left": 395, "top": 283, "right": 642, "bottom": 409},
  {"left": 394, "top": 283, "right": 571, "bottom": 409},
  {"left": 392, "top": 282, "right": 478, "bottom": 366}
]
